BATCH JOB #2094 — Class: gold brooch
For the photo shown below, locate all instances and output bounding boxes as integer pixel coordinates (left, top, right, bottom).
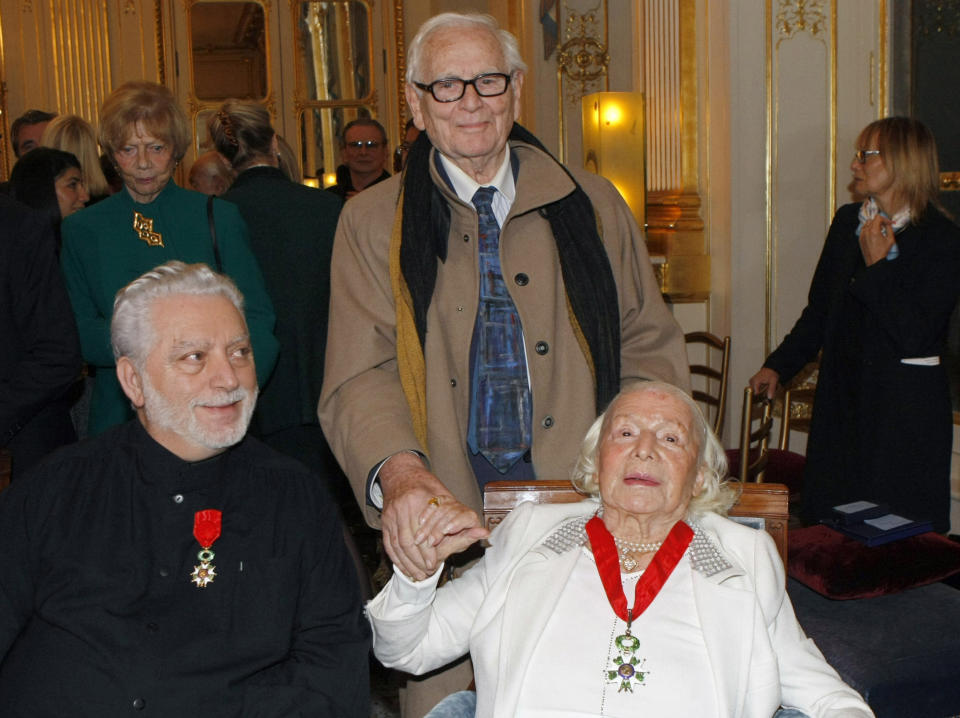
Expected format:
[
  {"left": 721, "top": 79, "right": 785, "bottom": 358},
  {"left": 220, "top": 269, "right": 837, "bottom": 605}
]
[{"left": 133, "top": 211, "right": 163, "bottom": 247}]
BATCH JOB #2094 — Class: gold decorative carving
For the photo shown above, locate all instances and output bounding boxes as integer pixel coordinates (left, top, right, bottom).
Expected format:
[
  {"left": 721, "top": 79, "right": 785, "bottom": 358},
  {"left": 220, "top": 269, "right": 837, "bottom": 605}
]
[
  {"left": 264, "top": 92, "right": 277, "bottom": 117},
  {"left": 941, "top": 172, "right": 960, "bottom": 192},
  {"left": 155, "top": 0, "right": 165, "bottom": 85},
  {"left": 775, "top": 0, "right": 826, "bottom": 41},
  {"left": 557, "top": 4, "right": 609, "bottom": 105},
  {"left": 124, "top": 0, "right": 137, "bottom": 14},
  {"left": 395, "top": 0, "right": 407, "bottom": 136},
  {"left": 21, "top": 0, "right": 34, "bottom": 12}
]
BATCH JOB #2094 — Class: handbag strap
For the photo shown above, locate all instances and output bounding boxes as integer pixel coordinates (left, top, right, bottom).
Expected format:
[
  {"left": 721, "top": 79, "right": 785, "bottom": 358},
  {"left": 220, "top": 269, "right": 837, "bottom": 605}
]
[{"left": 207, "top": 194, "right": 222, "bottom": 272}]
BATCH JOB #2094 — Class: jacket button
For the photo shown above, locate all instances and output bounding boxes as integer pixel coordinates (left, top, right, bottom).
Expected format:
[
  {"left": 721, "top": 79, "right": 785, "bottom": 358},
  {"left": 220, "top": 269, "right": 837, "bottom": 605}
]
[
  {"left": 450, "top": 378, "right": 457, "bottom": 387},
  {"left": 132, "top": 698, "right": 146, "bottom": 710},
  {"left": 463, "top": 234, "right": 470, "bottom": 242},
  {"left": 172, "top": 494, "right": 184, "bottom": 504},
  {"left": 514, "top": 273, "right": 529, "bottom": 286},
  {"left": 542, "top": 416, "right": 554, "bottom": 428},
  {"left": 535, "top": 341, "right": 549, "bottom": 355},
  {"left": 146, "top": 622, "right": 159, "bottom": 632},
  {"left": 159, "top": 568, "right": 169, "bottom": 578}
]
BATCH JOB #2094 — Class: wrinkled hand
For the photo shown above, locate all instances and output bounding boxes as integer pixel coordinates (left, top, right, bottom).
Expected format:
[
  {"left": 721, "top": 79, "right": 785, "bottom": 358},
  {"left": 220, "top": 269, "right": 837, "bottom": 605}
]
[
  {"left": 749, "top": 367, "right": 780, "bottom": 400},
  {"left": 379, "top": 453, "right": 489, "bottom": 581},
  {"left": 859, "top": 214, "right": 895, "bottom": 266}
]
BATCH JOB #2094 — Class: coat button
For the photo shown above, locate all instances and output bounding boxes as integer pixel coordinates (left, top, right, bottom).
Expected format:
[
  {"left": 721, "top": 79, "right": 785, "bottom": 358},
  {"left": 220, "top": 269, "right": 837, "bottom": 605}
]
[
  {"left": 172, "top": 494, "right": 184, "bottom": 504},
  {"left": 159, "top": 568, "right": 170, "bottom": 578},
  {"left": 463, "top": 234, "right": 470, "bottom": 242},
  {"left": 132, "top": 698, "right": 146, "bottom": 710},
  {"left": 146, "top": 622, "right": 159, "bottom": 632},
  {"left": 535, "top": 341, "right": 549, "bottom": 355},
  {"left": 542, "top": 416, "right": 554, "bottom": 428},
  {"left": 450, "top": 378, "right": 457, "bottom": 387},
  {"left": 514, "top": 273, "right": 529, "bottom": 286}
]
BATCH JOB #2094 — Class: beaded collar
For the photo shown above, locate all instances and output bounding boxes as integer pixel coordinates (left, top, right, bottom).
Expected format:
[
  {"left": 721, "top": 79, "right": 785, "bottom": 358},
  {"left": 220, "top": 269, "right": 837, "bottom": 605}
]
[{"left": 540, "top": 514, "right": 734, "bottom": 578}]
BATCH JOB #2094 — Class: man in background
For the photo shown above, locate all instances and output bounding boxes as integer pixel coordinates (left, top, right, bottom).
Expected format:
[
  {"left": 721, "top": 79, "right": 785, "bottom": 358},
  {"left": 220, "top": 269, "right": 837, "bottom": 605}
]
[
  {"left": 10, "top": 109, "right": 57, "bottom": 158},
  {"left": 326, "top": 117, "right": 390, "bottom": 200}
]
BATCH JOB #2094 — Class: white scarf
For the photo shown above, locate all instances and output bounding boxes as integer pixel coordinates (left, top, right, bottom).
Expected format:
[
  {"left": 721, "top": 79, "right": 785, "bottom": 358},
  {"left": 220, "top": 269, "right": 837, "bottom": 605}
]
[{"left": 856, "top": 196, "right": 911, "bottom": 259}]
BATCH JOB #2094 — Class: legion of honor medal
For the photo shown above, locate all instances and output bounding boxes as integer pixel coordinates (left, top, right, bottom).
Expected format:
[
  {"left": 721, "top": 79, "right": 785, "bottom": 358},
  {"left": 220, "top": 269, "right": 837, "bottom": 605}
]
[
  {"left": 585, "top": 516, "right": 694, "bottom": 696},
  {"left": 190, "top": 509, "right": 222, "bottom": 588}
]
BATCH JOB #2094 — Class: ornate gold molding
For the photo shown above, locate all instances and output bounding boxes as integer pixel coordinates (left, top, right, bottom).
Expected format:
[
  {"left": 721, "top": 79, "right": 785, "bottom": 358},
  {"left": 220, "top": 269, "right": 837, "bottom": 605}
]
[
  {"left": 394, "top": 0, "right": 406, "bottom": 138},
  {"left": 155, "top": 0, "right": 165, "bottom": 85},
  {"left": 642, "top": 0, "right": 707, "bottom": 302},
  {"left": 775, "top": 0, "right": 826, "bottom": 43}
]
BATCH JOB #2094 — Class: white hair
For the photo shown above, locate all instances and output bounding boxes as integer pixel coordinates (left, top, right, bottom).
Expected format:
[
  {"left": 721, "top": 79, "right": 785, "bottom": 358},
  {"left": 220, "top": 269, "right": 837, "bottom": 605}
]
[
  {"left": 406, "top": 12, "right": 528, "bottom": 85},
  {"left": 111, "top": 261, "right": 245, "bottom": 370},
  {"left": 570, "top": 381, "right": 738, "bottom": 519}
]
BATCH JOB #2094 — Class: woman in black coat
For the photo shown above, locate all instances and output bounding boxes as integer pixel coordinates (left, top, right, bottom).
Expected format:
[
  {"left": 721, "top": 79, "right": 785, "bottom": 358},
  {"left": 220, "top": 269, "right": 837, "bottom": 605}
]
[
  {"left": 208, "top": 101, "right": 343, "bottom": 480},
  {"left": 750, "top": 117, "right": 960, "bottom": 531}
]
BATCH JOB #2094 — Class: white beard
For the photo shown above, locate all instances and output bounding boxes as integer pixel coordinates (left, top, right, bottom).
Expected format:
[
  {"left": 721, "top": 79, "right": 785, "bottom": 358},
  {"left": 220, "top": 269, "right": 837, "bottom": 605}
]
[{"left": 140, "top": 373, "right": 257, "bottom": 452}]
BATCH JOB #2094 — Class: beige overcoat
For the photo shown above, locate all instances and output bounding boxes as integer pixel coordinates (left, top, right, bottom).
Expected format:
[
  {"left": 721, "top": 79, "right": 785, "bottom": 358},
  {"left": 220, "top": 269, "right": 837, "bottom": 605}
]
[{"left": 320, "top": 141, "right": 690, "bottom": 526}]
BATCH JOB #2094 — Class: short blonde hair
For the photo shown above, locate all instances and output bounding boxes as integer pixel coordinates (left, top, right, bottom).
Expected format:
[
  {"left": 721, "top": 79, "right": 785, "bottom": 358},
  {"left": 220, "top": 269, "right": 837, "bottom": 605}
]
[
  {"left": 42, "top": 114, "right": 110, "bottom": 197},
  {"left": 570, "top": 381, "right": 737, "bottom": 519},
  {"left": 99, "top": 81, "right": 191, "bottom": 161},
  {"left": 857, "top": 117, "right": 943, "bottom": 220}
]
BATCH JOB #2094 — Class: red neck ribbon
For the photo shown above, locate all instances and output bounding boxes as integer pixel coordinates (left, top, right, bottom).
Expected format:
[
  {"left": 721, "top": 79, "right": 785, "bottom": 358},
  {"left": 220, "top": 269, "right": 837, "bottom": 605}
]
[
  {"left": 585, "top": 516, "right": 693, "bottom": 626},
  {"left": 193, "top": 509, "right": 222, "bottom": 549}
]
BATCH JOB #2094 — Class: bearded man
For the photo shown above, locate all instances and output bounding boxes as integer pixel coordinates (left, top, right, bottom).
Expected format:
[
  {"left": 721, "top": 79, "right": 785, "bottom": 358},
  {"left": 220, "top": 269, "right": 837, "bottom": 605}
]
[{"left": 0, "top": 261, "right": 369, "bottom": 717}]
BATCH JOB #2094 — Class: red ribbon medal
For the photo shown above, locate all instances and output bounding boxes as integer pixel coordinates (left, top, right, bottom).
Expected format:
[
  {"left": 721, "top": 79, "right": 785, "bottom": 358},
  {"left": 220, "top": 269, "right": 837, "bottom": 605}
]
[
  {"left": 190, "top": 509, "right": 222, "bottom": 588},
  {"left": 586, "top": 516, "right": 693, "bottom": 693}
]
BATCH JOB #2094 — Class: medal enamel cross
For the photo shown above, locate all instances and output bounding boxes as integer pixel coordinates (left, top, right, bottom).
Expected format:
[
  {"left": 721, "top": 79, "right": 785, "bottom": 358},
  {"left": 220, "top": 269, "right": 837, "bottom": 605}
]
[
  {"left": 607, "top": 614, "right": 648, "bottom": 692},
  {"left": 190, "top": 509, "right": 222, "bottom": 588}
]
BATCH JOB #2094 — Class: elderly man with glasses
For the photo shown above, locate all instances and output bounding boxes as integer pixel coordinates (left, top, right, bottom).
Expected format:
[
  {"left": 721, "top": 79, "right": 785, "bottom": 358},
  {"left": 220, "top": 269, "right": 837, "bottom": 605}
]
[
  {"left": 326, "top": 117, "right": 391, "bottom": 201},
  {"left": 319, "top": 14, "right": 690, "bottom": 714}
]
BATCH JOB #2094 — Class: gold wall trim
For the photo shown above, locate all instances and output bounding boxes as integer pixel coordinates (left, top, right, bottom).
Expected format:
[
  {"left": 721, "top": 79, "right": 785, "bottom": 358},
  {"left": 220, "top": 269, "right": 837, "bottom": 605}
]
[
  {"left": 829, "top": 0, "right": 836, "bottom": 220},
  {"left": 642, "top": 0, "right": 707, "bottom": 301},
  {"left": 764, "top": 0, "right": 773, "bottom": 355},
  {"left": 394, "top": 0, "right": 406, "bottom": 137},
  {"left": 155, "top": 0, "right": 165, "bottom": 84}
]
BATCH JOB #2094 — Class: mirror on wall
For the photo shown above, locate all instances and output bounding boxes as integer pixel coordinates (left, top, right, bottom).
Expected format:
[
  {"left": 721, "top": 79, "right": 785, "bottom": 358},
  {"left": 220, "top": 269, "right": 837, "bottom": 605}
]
[
  {"left": 190, "top": 1, "right": 268, "bottom": 101},
  {"left": 294, "top": 1, "right": 377, "bottom": 185},
  {"left": 299, "top": 105, "right": 377, "bottom": 185},
  {"left": 297, "top": 1, "right": 373, "bottom": 102}
]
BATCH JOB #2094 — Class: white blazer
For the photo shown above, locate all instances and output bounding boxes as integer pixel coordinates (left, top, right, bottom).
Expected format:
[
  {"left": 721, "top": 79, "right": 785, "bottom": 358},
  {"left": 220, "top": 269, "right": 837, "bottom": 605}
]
[{"left": 367, "top": 500, "right": 874, "bottom": 718}]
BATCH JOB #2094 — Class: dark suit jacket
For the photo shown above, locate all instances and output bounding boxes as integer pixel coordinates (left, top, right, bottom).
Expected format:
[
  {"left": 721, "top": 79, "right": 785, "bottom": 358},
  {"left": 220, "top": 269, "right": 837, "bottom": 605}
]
[
  {"left": 764, "top": 202, "right": 960, "bottom": 530},
  {"left": 222, "top": 166, "right": 342, "bottom": 435},
  {"left": 0, "top": 195, "right": 81, "bottom": 472}
]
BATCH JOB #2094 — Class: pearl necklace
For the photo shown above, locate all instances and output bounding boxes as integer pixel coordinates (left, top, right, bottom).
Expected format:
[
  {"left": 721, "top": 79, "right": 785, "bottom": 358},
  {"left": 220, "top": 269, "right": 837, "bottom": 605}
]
[{"left": 613, "top": 537, "right": 663, "bottom": 572}]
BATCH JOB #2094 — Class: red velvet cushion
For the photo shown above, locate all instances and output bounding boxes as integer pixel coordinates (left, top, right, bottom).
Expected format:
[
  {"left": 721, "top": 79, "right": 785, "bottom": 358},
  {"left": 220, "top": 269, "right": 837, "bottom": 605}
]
[
  {"left": 788, "top": 525, "right": 960, "bottom": 600},
  {"left": 724, "top": 448, "right": 806, "bottom": 494}
]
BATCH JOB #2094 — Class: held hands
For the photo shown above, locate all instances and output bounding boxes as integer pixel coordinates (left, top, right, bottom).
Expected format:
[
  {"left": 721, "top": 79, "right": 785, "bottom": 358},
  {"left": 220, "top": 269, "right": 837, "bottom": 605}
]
[
  {"left": 379, "top": 453, "right": 489, "bottom": 581},
  {"left": 749, "top": 367, "right": 781, "bottom": 400},
  {"left": 859, "top": 214, "right": 896, "bottom": 266}
]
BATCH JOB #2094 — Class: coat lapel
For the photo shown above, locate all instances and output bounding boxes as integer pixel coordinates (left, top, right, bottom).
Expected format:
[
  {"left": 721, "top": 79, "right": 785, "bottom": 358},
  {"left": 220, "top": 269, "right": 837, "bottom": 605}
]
[
  {"left": 692, "top": 563, "right": 756, "bottom": 717},
  {"left": 490, "top": 543, "right": 582, "bottom": 715}
]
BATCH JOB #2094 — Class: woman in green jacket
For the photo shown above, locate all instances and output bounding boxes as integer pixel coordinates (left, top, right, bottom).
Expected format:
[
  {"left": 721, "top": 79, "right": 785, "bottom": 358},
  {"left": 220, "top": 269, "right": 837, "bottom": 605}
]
[{"left": 61, "top": 81, "right": 278, "bottom": 436}]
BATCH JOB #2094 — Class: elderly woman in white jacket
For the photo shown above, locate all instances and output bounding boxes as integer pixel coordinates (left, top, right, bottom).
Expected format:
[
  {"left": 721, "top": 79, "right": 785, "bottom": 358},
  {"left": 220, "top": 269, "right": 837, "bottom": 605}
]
[{"left": 367, "top": 381, "right": 873, "bottom": 717}]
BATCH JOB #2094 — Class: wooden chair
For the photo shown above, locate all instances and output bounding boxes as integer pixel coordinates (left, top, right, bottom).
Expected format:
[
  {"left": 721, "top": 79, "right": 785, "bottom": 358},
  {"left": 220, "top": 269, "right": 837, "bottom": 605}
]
[
  {"left": 483, "top": 479, "right": 790, "bottom": 569},
  {"left": 735, "top": 386, "right": 774, "bottom": 482},
  {"left": 778, "top": 386, "right": 815, "bottom": 451},
  {"left": 684, "top": 332, "right": 731, "bottom": 437}
]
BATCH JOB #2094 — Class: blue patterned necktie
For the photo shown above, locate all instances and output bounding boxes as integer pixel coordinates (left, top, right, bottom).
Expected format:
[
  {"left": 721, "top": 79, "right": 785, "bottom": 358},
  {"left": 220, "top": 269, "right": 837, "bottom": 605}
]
[{"left": 467, "top": 186, "right": 532, "bottom": 473}]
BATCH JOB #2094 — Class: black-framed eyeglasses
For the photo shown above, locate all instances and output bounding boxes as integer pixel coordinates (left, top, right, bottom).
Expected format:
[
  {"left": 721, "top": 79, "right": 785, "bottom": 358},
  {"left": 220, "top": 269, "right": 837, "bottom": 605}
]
[
  {"left": 854, "top": 149, "right": 881, "bottom": 164},
  {"left": 345, "top": 140, "right": 383, "bottom": 150},
  {"left": 414, "top": 73, "right": 512, "bottom": 103}
]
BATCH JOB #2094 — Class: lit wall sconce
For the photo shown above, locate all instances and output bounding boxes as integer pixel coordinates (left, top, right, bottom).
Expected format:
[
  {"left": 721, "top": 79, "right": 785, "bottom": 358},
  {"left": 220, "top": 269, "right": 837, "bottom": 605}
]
[
  {"left": 322, "top": 172, "right": 337, "bottom": 188},
  {"left": 302, "top": 177, "right": 320, "bottom": 189},
  {"left": 581, "top": 91, "right": 645, "bottom": 228}
]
